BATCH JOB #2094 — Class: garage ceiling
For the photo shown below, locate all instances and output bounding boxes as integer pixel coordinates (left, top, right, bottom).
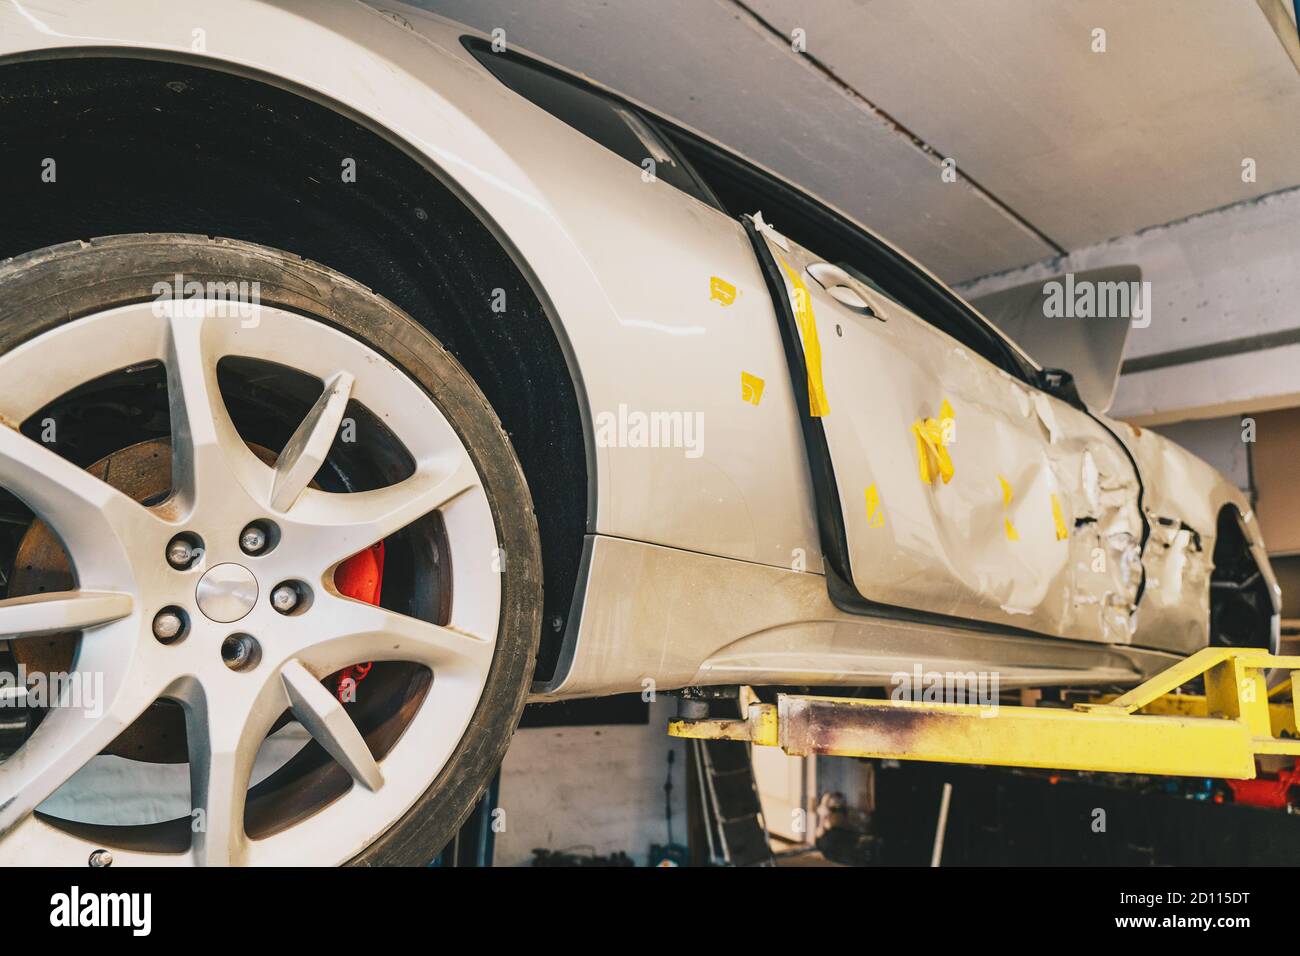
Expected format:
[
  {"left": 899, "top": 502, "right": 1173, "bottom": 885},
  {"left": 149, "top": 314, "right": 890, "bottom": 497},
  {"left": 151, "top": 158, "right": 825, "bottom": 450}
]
[{"left": 410, "top": 0, "right": 1300, "bottom": 284}]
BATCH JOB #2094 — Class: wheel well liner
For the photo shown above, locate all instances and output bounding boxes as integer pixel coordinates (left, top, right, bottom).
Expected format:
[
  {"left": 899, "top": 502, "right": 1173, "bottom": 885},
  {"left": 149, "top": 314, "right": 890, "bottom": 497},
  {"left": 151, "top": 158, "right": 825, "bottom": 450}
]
[{"left": 1210, "top": 504, "right": 1273, "bottom": 650}]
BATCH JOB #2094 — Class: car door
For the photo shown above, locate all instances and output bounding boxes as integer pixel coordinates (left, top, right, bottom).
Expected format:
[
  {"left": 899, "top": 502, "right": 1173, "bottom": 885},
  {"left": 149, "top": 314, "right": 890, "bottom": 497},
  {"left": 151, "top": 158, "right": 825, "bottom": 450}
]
[{"left": 751, "top": 216, "right": 1144, "bottom": 644}]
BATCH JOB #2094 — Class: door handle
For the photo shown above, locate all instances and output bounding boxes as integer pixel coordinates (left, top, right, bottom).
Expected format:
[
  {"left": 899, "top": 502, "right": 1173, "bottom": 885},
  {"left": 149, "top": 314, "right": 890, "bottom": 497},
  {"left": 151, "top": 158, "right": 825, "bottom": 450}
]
[{"left": 806, "top": 262, "right": 882, "bottom": 319}]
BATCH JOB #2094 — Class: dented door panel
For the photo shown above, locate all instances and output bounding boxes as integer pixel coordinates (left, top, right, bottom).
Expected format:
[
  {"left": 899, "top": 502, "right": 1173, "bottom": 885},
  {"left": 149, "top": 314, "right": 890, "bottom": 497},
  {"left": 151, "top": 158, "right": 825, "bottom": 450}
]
[
  {"left": 1035, "top": 403, "right": 1145, "bottom": 644},
  {"left": 758, "top": 222, "right": 1144, "bottom": 644}
]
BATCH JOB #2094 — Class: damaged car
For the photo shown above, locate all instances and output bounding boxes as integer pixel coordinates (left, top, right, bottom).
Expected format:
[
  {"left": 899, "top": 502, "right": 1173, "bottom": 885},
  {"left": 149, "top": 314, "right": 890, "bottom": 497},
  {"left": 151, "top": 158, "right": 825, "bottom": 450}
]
[{"left": 0, "top": 0, "right": 1279, "bottom": 865}]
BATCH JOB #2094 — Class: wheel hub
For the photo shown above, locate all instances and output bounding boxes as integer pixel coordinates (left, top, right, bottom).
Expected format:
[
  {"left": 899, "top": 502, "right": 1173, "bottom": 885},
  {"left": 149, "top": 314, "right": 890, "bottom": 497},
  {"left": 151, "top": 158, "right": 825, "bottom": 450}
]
[{"left": 195, "top": 563, "right": 258, "bottom": 623}]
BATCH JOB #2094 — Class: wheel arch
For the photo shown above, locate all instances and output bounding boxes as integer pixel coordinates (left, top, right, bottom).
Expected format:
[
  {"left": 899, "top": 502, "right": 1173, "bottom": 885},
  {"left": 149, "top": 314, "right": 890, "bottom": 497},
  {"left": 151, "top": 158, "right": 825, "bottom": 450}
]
[
  {"left": 1210, "top": 502, "right": 1282, "bottom": 654},
  {"left": 0, "top": 48, "right": 592, "bottom": 681}
]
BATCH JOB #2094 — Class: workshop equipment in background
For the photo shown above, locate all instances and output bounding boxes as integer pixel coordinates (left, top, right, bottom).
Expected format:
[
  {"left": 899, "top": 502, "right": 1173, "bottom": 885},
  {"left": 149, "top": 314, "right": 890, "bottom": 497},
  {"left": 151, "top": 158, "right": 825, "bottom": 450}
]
[
  {"left": 930, "top": 781, "right": 953, "bottom": 867},
  {"left": 670, "top": 647, "right": 1300, "bottom": 781},
  {"left": 873, "top": 761, "right": 1300, "bottom": 865},
  {"left": 811, "top": 791, "right": 880, "bottom": 866},
  {"left": 649, "top": 749, "right": 689, "bottom": 866},
  {"left": 1227, "top": 759, "right": 1300, "bottom": 810},
  {"left": 530, "top": 848, "right": 634, "bottom": 866},
  {"left": 687, "top": 739, "right": 774, "bottom": 866},
  {"left": 681, "top": 693, "right": 774, "bottom": 867}
]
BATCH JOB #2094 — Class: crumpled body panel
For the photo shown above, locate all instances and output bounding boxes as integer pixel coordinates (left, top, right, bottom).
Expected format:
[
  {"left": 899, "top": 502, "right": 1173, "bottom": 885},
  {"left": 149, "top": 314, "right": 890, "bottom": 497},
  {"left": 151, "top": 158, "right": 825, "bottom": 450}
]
[
  {"left": 1038, "top": 408, "right": 1145, "bottom": 645},
  {"left": 1100, "top": 418, "right": 1275, "bottom": 655},
  {"left": 762, "top": 225, "right": 1145, "bottom": 645}
]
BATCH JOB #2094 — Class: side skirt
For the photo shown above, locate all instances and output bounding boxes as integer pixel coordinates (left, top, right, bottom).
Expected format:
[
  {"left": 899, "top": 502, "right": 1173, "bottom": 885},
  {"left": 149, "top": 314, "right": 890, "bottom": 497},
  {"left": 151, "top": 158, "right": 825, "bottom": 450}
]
[{"left": 532, "top": 535, "right": 1181, "bottom": 701}]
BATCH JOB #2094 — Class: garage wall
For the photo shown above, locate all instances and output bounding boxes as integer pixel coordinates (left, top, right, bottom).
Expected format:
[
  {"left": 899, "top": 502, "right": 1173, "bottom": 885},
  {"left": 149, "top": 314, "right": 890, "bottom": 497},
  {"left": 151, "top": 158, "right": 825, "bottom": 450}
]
[
  {"left": 1250, "top": 407, "right": 1300, "bottom": 557},
  {"left": 1150, "top": 417, "right": 1251, "bottom": 496},
  {"left": 494, "top": 696, "right": 687, "bottom": 866}
]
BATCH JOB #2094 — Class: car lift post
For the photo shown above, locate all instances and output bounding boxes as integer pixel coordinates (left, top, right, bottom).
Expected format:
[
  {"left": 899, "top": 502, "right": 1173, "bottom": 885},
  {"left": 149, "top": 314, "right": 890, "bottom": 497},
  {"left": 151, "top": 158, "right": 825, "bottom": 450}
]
[{"left": 668, "top": 647, "right": 1300, "bottom": 780}]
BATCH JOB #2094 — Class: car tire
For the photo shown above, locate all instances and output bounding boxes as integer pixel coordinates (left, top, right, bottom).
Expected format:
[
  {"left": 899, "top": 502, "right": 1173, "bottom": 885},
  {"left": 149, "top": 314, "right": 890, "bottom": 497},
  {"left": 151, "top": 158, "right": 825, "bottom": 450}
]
[{"left": 0, "top": 234, "right": 543, "bottom": 866}]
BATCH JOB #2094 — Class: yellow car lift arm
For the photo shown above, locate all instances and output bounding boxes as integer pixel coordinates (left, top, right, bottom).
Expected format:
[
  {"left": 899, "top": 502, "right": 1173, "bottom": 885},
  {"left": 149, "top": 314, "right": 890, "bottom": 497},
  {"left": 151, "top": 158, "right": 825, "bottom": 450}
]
[{"left": 668, "top": 647, "right": 1300, "bottom": 780}]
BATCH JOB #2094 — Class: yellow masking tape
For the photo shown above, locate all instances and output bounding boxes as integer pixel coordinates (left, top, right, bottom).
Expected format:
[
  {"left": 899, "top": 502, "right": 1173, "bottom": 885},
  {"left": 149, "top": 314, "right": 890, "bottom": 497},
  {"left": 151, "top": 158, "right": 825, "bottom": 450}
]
[
  {"left": 865, "top": 483, "right": 885, "bottom": 528},
  {"left": 912, "top": 414, "right": 954, "bottom": 485},
  {"left": 1050, "top": 493, "right": 1069, "bottom": 541},
  {"left": 710, "top": 276, "right": 737, "bottom": 306},
  {"left": 998, "top": 474, "right": 1018, "bottom": 541},
  {"left": 930, "top": 425, "right": 954, "bottom": 482},
  {"left": 740, "top": 370, "right": 765, "bottom": 405},
  {"left": 913, "top": 423, "right": 932, "bottom": 484},
  {"left": 776, "top": 256, "right": 830, "bottom": 417}
]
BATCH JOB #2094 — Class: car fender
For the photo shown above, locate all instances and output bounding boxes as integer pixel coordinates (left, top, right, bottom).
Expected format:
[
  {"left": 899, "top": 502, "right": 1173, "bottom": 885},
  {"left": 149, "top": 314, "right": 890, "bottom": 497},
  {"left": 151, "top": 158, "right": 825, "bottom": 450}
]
[
  {"left": 0, "top": 0, "right": 822, "bottom": 572},
  {"left": 1098, "top": 413, "right": 1281, "bottom": 653}
]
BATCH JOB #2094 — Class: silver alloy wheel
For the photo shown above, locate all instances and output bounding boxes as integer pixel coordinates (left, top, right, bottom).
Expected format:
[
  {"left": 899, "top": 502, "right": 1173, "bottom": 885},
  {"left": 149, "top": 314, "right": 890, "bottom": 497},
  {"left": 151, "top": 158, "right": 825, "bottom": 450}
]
[{"left": 0, "top": 299, "right": 501, "bottom": 865}]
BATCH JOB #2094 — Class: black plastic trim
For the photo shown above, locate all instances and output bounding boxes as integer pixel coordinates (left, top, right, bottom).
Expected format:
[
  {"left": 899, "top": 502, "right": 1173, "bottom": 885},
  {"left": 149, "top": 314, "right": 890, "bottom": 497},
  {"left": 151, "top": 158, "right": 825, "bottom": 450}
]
[{"left": 743, "top": 216, "right": 853, "bottom": 584}]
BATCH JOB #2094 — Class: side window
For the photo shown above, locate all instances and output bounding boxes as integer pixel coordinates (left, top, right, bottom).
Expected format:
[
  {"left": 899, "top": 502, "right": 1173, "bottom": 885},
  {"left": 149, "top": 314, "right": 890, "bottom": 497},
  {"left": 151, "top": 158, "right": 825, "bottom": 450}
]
[
  {"left": 659, "top": 121, "right": 1037, "bottom": 381},
  {"left": 465, "top": 40, "right": 719, "bottom": 207},
  {"left": 839, "top": 251, "right": 1027, "bottom": 377}
]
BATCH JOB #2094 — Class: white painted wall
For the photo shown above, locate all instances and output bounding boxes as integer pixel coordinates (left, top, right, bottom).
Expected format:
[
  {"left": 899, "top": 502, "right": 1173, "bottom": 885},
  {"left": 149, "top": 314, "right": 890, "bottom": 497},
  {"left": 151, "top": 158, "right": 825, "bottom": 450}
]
[
  {"left": 1151, "top": 416, "right": 1251, "bottom": 495},
  {"left": 493, "top": 696, "right": 688, "bottom": 866}
]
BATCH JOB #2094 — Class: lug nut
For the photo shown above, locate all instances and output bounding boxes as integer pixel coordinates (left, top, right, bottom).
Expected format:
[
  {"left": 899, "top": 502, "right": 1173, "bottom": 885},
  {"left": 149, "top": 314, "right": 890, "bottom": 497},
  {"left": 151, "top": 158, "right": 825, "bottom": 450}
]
[
  {"left": 88, "top": 849, "right": 113, "bottom": 868},
  {"left": 240, "top": 524, "right": 268, "bottom": 555},
  {"left": 271, "top": 583, "right": 300, "bottom": 614},
  {"left": 221, "top": 634, "right": 260, "bottom": 671},
  {"left": 166, "top": 534, "right": 200, "bottom": 569},
  {"left": 270, "top": 581, "right": 310, "bottom": 616},
  {"left": 152, "top": 608, "right": 186, "bottom": 643}
]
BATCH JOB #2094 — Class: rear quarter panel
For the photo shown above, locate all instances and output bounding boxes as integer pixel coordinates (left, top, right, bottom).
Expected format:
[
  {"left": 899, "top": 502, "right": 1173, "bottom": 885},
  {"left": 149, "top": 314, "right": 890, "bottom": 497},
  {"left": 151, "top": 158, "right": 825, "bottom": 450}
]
[{"left": 1098, "top": 414, "right": 1280, "bottom": 654}]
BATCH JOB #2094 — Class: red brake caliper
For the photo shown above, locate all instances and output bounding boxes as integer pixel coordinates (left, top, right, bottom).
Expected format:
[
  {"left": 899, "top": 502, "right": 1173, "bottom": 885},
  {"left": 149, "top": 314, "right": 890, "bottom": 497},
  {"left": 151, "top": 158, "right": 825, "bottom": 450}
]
[{"left": 333, "top": 541, "right": 384, "bottom": 702}]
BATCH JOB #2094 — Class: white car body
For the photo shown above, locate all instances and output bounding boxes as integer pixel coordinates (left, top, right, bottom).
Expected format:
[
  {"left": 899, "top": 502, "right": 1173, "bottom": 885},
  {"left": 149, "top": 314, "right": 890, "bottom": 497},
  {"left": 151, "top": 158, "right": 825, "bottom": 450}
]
[{"left": 0, "top": 0, "right": 1279, "bottom": 701}]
